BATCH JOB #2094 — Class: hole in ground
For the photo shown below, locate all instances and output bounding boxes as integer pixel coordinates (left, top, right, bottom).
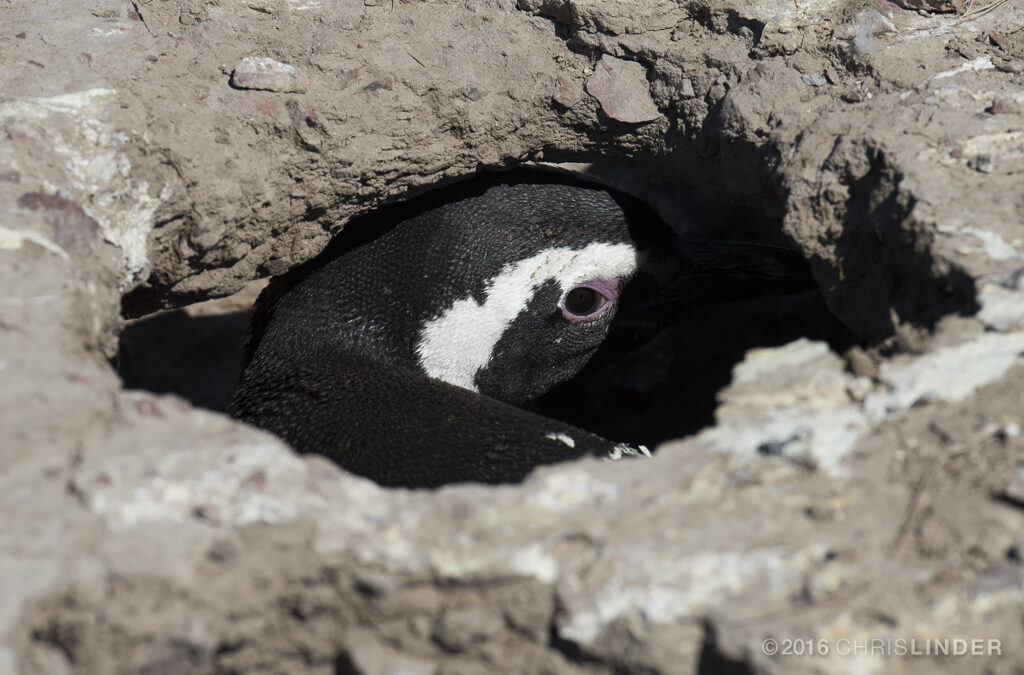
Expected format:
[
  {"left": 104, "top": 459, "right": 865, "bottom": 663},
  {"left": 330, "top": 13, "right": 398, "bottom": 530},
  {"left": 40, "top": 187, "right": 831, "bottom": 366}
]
[
  {"left": 537, "top": 287, "right": 849, "bottom": 448},
  {"left": 531, "top": 164, "right": 852, "bottom": 447},
  {"left": 116, "top": 280, "right": 266, "bottom": 412},
  {"left": 116, "top": 166, "right": 852, "bottom": 484}
]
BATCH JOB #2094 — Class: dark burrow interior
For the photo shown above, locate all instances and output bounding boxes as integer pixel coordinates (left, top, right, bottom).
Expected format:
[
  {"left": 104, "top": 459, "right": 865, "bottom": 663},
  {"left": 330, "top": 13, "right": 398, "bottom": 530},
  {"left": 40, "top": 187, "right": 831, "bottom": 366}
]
[{"left": 115, "top": 166, "right": 854, "bottom": 462}]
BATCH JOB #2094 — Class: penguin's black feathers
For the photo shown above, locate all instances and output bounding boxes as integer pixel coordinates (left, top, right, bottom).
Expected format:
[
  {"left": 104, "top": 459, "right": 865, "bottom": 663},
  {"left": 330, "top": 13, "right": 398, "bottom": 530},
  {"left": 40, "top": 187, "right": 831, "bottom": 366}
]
[
  {"left": 230, "top": 344, "right": 618, "bottom": 488},
  {"left": 229, "top": 169, "right": 814, "bottom": 488}
]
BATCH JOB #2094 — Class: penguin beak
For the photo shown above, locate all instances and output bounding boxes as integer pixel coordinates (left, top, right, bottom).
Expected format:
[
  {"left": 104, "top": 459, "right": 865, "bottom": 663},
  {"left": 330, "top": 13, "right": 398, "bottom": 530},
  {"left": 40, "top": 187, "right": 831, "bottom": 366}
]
[
  {"left": 600, "top": 239, "right": 817, "bottom": 359},
  {"left": 654, "top": 238, "right": 816, "bottom": 308}
]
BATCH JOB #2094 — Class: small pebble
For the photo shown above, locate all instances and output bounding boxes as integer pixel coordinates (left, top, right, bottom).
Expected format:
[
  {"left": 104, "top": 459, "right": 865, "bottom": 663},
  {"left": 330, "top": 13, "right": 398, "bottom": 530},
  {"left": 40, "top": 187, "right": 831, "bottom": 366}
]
[
  {"left": 841, "top": 87, "right": 863, "bottom": 103},
  {"left": 802, "top": 73, "right": 827, "bottom": 87},
  {"left": 985, "top": 30, "right": 1007, "bottom": 50},
  {"left": 230, "top": 56, "right": 309, "bottom": 94},
  {"left": 585, "top": 54, "right": 661, "bottom": 123},
  {"left": 968, "top": 154, "right": 995, "bottom": 174},
  {"left": 998, "top": 470, "right": 1024, "bottom": 507},
  {"left": 247, "top": 0, "right": 278, "bottom": 13},
  {"left": 363, "top": 76, "right": 393, "bottom": 92},
  {"left": 987, "top": 98, "right": 1016, "bottom": 115},
  {"left": 846, "top": 347, "right": 877, "bottom": 379},
  {"left": 552, "top": 74, "right": 579, "bottom": 108}
]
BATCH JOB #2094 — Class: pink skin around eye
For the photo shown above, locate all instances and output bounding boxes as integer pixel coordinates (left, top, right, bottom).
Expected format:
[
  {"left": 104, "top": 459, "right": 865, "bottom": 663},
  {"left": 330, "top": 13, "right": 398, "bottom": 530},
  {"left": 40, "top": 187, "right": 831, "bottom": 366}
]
[{"left": 560, "top": 278, "right": 619, "bottom": 322}]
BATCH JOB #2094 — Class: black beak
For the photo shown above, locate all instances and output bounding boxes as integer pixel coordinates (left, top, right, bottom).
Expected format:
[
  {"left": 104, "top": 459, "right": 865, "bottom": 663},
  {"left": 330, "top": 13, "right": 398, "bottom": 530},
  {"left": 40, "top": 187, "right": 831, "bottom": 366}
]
[
  {"left": 655, "top": 238, "right": 815, "bottom": 306},
  {"left": 597, "top": 238, "right": 817, "bottom": 362}
]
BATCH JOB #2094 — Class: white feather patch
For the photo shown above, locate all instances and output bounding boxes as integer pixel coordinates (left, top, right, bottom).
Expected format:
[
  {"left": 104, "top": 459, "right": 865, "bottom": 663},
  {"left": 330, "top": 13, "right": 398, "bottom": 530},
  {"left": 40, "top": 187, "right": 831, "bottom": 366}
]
[
  {"left": 545, "top": 432, "right": 576, "bottom": 448},
  {"left": 605, "top": 443, "right": 652, "bottom": 461},
  {"left": 416, "top": 242, "right": 638, "bottom": 391}
]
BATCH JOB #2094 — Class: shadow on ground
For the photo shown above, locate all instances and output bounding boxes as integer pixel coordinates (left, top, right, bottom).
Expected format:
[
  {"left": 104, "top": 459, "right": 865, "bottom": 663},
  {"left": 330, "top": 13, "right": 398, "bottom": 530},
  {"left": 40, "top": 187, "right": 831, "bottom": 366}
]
[
  {"left": 117, "top": 309, "right": 251, "bottom": 412},
  {"left": 539, "top": 288, "right": 852, "bottom": 446}
]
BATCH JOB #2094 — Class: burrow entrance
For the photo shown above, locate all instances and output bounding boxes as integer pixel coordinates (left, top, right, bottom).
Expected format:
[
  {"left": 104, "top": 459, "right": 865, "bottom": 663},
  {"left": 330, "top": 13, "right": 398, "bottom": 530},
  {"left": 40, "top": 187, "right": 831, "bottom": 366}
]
[{"left": 115, "top": 164, "right": 855, "bottom": 465}]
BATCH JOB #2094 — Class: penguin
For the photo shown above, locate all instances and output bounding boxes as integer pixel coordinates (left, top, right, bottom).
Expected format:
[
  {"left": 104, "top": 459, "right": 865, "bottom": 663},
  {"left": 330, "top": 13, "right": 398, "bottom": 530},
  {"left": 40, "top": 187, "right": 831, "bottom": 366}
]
[{"left": 228, "top": 169, "right": 814, "bottom": 488}]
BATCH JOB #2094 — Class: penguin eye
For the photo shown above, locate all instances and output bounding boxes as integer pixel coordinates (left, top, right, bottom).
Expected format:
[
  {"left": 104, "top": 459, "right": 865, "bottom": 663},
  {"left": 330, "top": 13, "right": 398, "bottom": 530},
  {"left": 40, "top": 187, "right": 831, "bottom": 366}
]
[{"left": 560, "top": 280, "right": 617, "bottom": 322}]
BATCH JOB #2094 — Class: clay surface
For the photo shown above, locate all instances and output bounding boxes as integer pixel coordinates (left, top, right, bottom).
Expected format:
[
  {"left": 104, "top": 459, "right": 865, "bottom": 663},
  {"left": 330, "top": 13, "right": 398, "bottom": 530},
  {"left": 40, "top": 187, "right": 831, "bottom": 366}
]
[{"left": 3, "top": 0, "right": 1024, "bottom": 673}]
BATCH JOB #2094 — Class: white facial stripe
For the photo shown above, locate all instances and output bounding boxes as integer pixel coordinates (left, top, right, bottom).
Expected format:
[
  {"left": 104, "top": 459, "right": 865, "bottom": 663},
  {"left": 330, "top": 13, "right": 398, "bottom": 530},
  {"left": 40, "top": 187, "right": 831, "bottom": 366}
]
[{"left": 416, "top": 242, "right": 638, "bottom": 392}]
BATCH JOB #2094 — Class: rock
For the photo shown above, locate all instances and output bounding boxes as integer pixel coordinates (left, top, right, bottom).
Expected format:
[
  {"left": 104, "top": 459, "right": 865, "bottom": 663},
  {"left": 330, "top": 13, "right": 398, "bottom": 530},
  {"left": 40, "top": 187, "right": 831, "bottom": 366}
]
[
  {"left": 968, "top": 153, "right": 995, "bottom": 174},
  {"left": 892, "top": 0, "right": 963, "bottom": 12},
  {"left": 230, "top": 56, "right": 309, "bottom": 94},
  {"left": 987, "top": 98, "right": 1018, "bottom": 115},
  {"left": 552, "top": 73, "right": 580, "bottom": 108},
  {"left": 997, "top": 469, "right": 1024, "bottom": 508},
  {"left": 864, "top": 333, "right": 1024, "bottom": 418},
  {"left": 704, "top": 339, "right": 866, "bottom": 474},
  {"left": 585, "top": 55, "right": 661, "bottom": 123},
  {"left": 841, "top": 86, "right": 863, "bottom": 102},
  {"left": 978, "top": 279, "right": 1024, "bottom": 331},
  {"left": 337, "top": 630, "right": 438, "bottom": 675},
  {"left": 432, "top": 607, "right": 504, "bottom": 651}
]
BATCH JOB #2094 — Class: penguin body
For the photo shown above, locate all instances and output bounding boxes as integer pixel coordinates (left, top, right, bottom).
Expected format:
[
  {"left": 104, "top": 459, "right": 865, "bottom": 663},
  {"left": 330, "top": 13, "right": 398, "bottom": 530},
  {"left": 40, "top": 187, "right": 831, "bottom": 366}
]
[{"left": 229, "top": 170, "right": 813, "bottom": 488}]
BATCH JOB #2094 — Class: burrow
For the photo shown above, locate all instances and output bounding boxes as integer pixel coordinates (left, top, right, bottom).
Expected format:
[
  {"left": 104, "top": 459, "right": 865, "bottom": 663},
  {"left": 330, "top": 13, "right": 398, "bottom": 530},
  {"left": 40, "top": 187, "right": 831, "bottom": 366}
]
[{"left": 113, "top": 156, "right": 978, "bottom": 478}]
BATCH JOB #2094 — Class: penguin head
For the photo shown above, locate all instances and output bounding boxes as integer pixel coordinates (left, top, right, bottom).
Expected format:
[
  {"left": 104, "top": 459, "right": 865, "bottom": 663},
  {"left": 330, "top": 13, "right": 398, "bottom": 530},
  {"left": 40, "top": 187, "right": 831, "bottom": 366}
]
[
  {"left": 420, "top": 241, "right": 640, "bottom": 406},
  {"left": 404, "top": 173, "right": 690, "bottom": 406},
  {"left": 245, "top": 170, "right": 814, "bottom": 407}
]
